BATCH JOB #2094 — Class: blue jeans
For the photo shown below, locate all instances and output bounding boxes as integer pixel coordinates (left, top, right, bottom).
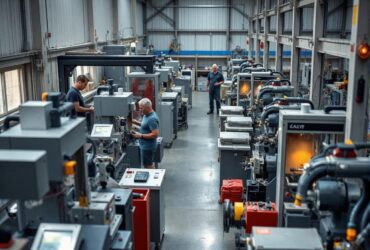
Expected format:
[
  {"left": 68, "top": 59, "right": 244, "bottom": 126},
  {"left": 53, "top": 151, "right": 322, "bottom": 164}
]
[{"left": 209, "top": 87, "right": 221, "bottom": 112}]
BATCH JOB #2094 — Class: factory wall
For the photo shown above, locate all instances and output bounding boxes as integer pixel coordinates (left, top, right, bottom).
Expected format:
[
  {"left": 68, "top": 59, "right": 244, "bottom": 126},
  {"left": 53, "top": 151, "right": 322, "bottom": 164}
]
[
  {"left": 0, "top": 0, "right": 144, "bottom": 110},
  {"left": 147, "top": 0, "right": 250, "bottom": 53},
  {"left": 0, "top": 0, "right": 24, "bottom": 57}
]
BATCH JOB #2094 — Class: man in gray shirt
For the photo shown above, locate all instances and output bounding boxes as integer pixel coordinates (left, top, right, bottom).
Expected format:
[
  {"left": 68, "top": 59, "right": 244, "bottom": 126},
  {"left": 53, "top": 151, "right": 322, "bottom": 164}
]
[{"left": 207, "top": 64, "right": 224, "bottom": 115}]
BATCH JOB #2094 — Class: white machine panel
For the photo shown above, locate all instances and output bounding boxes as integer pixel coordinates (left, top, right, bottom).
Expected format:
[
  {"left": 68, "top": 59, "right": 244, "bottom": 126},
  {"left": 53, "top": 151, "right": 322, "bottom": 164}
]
[{"left": 119, "top": 168, "right": 166, "bottom": 190}]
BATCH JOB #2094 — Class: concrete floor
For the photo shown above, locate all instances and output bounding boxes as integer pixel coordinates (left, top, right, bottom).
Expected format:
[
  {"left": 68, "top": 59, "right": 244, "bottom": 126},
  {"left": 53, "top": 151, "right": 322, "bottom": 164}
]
[{"left": 159, "top": 92, "right": 236, "bottom": 250}]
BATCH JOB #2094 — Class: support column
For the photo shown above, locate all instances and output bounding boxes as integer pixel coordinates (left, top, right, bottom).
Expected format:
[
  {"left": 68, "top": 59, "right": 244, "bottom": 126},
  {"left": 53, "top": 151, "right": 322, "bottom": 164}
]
[
  {"left": 263, "top": 0, "right": 269, "bottom": 68},
  {"left": 248, "top": 17, "right": 254, "bottom": 59},
  {"left": 255, "top": 0, "right": 261, "bottom": 63},
  {"left": 290, "top": 0, "right": 300, "bottom": 94},
  {"left": 227, "top": 0, "right": 232, "bottom": 51},
  {"left": 345, "top": 0, "right": 370, "bottom": 143},
  {"left": 275, "top": 0, "right": 283, "bottom": 72},
  {"left": 309, "top": 0, "right": 324, "bottom": 108},
  {"left": 131, "top": 0, "right": 137, "bottom": 39}
]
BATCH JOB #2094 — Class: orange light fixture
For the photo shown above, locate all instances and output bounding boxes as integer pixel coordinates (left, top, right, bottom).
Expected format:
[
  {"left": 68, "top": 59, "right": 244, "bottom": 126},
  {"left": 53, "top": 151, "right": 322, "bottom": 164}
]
[{"left": 358, "top": 42, "right": 370, "bottom": 60}]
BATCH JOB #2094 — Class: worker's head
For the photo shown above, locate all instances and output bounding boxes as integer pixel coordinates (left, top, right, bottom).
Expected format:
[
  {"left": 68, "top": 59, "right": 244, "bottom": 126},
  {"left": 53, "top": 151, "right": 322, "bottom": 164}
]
[
  {"left": 138, "top": 98, "right": 153, "bottom": 115},
  {"left": 212, "top": 64, "right": 218, "bottom": 74},
  {"left": 75, "top": 75, "right": 89, "bottom": 90}
]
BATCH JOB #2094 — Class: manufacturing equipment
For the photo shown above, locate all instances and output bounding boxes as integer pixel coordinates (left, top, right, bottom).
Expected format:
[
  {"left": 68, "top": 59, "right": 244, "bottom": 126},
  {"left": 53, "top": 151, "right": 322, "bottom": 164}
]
[
  {"left": 93, "top": 86, "right": 135, "bottom": 180},
  {"left": 161, "top": 91, "right": 180, "bottom": 138},
  {"left": 127, "top": 72, "right": 161, "bottom": 110},
  {"left": 276, "top": 107, "right": 346, "bottom": 227},
  {"left": 120, "top": 168, "right": 166, "bottom": 249},
  {"left": 218, "top": 131, "right": 251, "bottom": 189},
  {"left": 0, "top": 95, "right": 134, "bottom": 249},
  {"left": 174, "top": 76, "right": 192, "bottom": 108},
  {"left": 293, "top": 142, "right": 370, "bottom": 249},
  {"left": 158, "top": 101, "right": 174, "bottom": 147},
  {"left": 219, "top": 106, "right": 244, "bottom": 132}
]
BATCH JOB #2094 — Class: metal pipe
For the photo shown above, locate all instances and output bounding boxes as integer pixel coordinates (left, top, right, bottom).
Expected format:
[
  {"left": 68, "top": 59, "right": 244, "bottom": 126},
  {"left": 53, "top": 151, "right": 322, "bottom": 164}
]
[
  {"left": 347, "top": 180, "right": 368, "bottom": 231},
  {"left": 271, "top": 97, "right": 314, "bottom": 109},
  {"left": 295, "top": 157, "right": 370, "bottom": 205},
  {"left": 256, "top": 86, "right": 294, "bottom": 101},
  {"left": 361, "top": 202, "right": 370, "bottom": 231},
  {"left": 3, "top": 115, "right": 20, "bottom": 131}
]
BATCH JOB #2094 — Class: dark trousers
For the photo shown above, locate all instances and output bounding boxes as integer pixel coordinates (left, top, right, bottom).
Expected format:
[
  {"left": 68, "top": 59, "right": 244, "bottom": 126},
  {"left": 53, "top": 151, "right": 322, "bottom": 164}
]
[{"left": 209, "top": 88, "right": 221, "bottom": 112}]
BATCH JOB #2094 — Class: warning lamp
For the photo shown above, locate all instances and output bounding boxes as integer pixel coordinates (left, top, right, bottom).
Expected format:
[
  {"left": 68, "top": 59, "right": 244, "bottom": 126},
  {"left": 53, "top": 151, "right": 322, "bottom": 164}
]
[
  {"left": 260, "top": 41, "right": 264, "bottom": 49},
  {"left": 357, "top": 42, "right": 370, "bottom": 60}
]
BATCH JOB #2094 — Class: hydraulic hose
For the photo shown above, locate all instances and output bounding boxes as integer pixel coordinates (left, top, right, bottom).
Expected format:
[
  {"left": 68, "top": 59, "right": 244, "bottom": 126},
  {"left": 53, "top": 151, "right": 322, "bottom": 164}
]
[
  {"left": 96, "top": 86, "right": 110, "bottom": 96},
  {"left": 3, "top": 115, "right": 20, "bottom": 131},
  {"left": 347, "top": 180, "right": 368, "bottom": 235},
  {"left": 361, "top": 202, "right": 370, "bottom": 231},
  {"left": 295, "top": 157, "right": 370, "bottom": 206},
  {"left": 324, "top": 105, "right": 346, "bottom": 114},
  {"left": 271, "top": 97, "right": 314, "bottom": 109},
  {"left": 265, "top": 79, "right": 291, "bottom": 86},
  {"left": 257, "top": 86, "right": 294, "bottom": 102}
]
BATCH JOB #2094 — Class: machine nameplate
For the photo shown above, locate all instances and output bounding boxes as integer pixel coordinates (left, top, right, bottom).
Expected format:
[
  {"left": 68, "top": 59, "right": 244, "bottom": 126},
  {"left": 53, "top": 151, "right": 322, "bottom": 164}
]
[{"left": 287, "top": 123, "right": 344, "bottom": 132}]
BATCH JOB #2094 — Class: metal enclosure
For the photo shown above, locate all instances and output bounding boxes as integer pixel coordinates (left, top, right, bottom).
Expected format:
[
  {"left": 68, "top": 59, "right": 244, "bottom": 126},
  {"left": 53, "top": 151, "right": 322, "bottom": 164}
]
[
  {"left": 276, "top": 109, "right": 346, "bottom": 226},
  {"left": 119, "top": 168, "right": 166, "bottom": 247},
  {"left": 20, "top": 102, "right": 52, "bottom": 130},
  {"left": 0, "top": 150, "right": 49, "bottom": 200},
  {"left": 159, "top": 102, "right": 174, "bottom": 147},
  {"left": 218, "top": 132, "right": 251, "bottom": 189},
  {"left": 102, "top": 45, "right": 127, "bottom": 87},
  {"left": 174, "top": 76, "right": 192, "bottom": 108},
  {"left": 161, "top": 92, "right": 180, "bottom": 138},
  {"left": 127, "top": 72, "right": 161, "bottom": 111},
  {"left": 0, "top": 117, "right": 86, "bottom": 182},
  {"left": 94, "top": 92, "right": 133, "bottom": 117}
]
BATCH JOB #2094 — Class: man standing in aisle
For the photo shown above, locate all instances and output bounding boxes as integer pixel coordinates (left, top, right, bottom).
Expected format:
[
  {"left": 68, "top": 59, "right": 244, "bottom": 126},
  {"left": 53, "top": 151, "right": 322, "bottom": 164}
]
[
  {"left": 66, "top": 75, "right": 94, "bottom": 117},
  {"left": 207, "top": 64, "right": 224, "bottom": 115},
  {"left": 131, "top": 98, "right": 159, "bottom": 169}
]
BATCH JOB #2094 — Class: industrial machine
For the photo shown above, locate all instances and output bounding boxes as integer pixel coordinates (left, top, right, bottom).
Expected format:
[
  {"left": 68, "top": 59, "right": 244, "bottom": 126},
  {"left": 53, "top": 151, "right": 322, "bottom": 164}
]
[
  {"left": 293, "top": 142, "right": 370, "bottom": 249},
  {"left": 164, "top": 60, "right": 180, "bottom": 75},
  {"left": 127, "top": 72, "right": 161, "bottom": 111},
  {"left": 93, "top": 86, "right": 135, "bottom": 181},
  {"left": 161, "top": 91, "right": 180, "bottom": 138},
  {"left": 174, "top": 76, "right": 192, "bottom": 108},
  {"left": 120, "top": 168, "right": 166, "bottom": 249},
  {"left": 158, "top": 101, "right": 174, "bottom": 147},
  {"left": 219, "top": 106, "right": 244, "bottom": 132},
  {"left": 276, "top": 107, "right": 346, "bottom": 227},
  {"left": 218, "top": 131, "right": 251, "bottom": 189},
  {"left": 0, "top": 95, "right": 134, "bottom": 249}
]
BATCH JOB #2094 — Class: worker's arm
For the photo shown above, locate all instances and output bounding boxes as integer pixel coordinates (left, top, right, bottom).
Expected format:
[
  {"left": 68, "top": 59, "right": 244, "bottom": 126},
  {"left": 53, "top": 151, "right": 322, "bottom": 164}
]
[
  {"left": 74, "top": 101, "right": 94, "bottom": 113},
  {"left": 214, "top": 75, "right": 224, "bottom": 86},
  {"left": 131, "top": 129, "right": 159, "bottom": 139}
]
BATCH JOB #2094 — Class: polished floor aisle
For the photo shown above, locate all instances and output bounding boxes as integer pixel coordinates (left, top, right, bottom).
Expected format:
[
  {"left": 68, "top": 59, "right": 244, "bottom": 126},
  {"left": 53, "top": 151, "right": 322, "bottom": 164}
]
[{"left": 160, "top": 92, "right": 235, "bottom": 250}]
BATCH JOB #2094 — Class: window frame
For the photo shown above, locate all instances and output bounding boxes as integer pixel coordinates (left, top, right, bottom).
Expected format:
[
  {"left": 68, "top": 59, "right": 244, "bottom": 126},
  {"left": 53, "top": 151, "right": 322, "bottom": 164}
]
[{"left": 0, "top": 66, "right": 26, "bottom": 118}]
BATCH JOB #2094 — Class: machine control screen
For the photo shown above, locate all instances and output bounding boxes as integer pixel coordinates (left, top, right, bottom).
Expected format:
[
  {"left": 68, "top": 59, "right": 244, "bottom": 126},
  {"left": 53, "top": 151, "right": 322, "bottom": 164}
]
[
  {"left": 39, "top": 231, "right": 73, "bottom": 250},
  {"left": 91, "top": 124, "right": 113, "bottom": 138}
]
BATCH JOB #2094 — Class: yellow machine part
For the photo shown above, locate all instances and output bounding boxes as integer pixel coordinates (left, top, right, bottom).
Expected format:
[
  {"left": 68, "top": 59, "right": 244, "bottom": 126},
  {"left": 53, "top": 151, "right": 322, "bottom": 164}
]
[{"left": 234, "top": 202, "right": 244, "bottom": 221}]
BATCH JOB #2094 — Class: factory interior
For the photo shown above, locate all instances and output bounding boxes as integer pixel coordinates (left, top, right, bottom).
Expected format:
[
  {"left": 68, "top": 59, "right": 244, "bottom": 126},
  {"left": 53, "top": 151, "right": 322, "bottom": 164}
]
[{"left": 0, "top": 0, "right": 370, "bottom": 249}]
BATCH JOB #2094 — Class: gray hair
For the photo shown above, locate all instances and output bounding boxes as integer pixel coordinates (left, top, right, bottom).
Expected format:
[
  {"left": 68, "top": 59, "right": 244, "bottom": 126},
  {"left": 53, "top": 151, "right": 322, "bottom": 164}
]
[
  {"left": 212, "top": 64, "right": 218, "bottom": 69},
  {"left": 139, "top": 98, "right": 152, "bottom": 108}
]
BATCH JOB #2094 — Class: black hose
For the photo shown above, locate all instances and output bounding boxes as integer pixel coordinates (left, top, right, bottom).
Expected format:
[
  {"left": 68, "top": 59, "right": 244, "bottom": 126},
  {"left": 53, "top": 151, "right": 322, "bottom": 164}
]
[
  {"left": 323, "top": 106, "right": 346, "bottom": 114},
  {"left": 347, "top": 180, "right": 368, "bottom": 231},
  {"left": 265, "top": 79, "right": 291, "bottom": 86},
  {"left": 361, "top": 203, "right": 370, "bottom": 231},
  {"left": 257, "top": 86, "right": 294, "bottom": 101},
  {"left": 96, "top": 86, "right": 110, "bottom": 96},
  {"left": 272, "top": 97, "right": 314, "bottom": 109},
  {"left": 3, "top": 115, "right": 20, "bottom": 130},
  {"left": 86, "top": 136, "right": 97, "bottom": 178}
]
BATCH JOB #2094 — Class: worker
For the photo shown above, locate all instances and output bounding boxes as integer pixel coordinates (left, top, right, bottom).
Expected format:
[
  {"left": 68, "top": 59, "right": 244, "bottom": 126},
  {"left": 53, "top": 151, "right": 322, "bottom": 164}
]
[
  {"left": 207, "top": 64, "right": 224, "bottom": 115},
  {"left": 66, "top": 74, "right": 94, "bottom": 117},
  {"left": 131, "top": 98, "right": 159, "bottom": 169}
]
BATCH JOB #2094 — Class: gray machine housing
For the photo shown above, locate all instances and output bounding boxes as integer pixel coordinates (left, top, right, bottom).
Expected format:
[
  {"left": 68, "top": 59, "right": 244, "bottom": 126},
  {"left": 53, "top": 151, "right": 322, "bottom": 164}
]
[
  {"left": 0, "top": 117, "right": 86, "bottom": 182},
  {"left": 174, "top": 76, "right": 192, "bottom": 108},
  {"left": 276, "top": 109, "right": 346, "bottom": 226},
  {"left": 94, "top": 92, "right": 133, "bottom": 118},
  {"left": 0, "top": 150, "right": 49, "bottom": 200},
  {"left": 159, "top": 101, "right": 174, "bottom": 147}
]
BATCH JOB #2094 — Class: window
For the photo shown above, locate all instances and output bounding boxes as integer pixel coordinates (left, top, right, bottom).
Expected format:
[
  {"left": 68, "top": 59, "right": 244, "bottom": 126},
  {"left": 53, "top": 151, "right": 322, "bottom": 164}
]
[{"left": 0, "top": 68, "right": 24, "bottom": 116}]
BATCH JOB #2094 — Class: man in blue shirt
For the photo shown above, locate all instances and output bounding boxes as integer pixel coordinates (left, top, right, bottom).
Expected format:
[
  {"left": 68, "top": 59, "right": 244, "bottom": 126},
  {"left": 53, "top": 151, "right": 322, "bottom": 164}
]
[
  {"left": 131, "top": 98, "right": 159, "bottom": 169},
  {"left": 207, "top": 64, "right": 224, "bottom": 115},
  {"left": 66, "top": 75, "right": 94, "bottom": 117}
]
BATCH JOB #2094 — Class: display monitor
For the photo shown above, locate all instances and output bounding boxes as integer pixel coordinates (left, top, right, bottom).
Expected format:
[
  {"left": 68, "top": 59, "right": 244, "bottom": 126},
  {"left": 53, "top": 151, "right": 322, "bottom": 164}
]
[
  {"left": 91, "top": 124, "right": 113, "bottom": 139},
  {"left": 39, "top": 230, "right": 73, "bottom": 250}
]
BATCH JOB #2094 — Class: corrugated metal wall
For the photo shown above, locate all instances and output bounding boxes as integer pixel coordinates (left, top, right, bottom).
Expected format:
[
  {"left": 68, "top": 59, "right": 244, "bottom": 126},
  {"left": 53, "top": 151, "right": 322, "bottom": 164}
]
[
  {"left": 118, "top": 0, "right": 132, "bottom": 38},
  {"left": 136, "top": 1, "right": 144, "bottom": 36},
  {"left": 147, "top": 0, "right": 251, "bottom": 51},
  {"left": 93, "top": 0, "right": 114, "bottom": 41},
  {"left": 46, "top": 0, "right": 89, "bottom": 47},
  {"left": 0, "top": 0, "right": 24, "bottom": 57}
]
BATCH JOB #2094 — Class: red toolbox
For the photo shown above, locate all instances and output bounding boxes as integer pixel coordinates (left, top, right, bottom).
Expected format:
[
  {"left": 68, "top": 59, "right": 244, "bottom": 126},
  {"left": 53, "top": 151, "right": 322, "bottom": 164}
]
[
  {"left": 220, "top": 179, "right": 244, "bottom": 203},
  {"left": 245, "top": 201, "right": 277, "bottom": 233},
  {"left": 133, "top": 189, "right": 150, "bottom": 250}
]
